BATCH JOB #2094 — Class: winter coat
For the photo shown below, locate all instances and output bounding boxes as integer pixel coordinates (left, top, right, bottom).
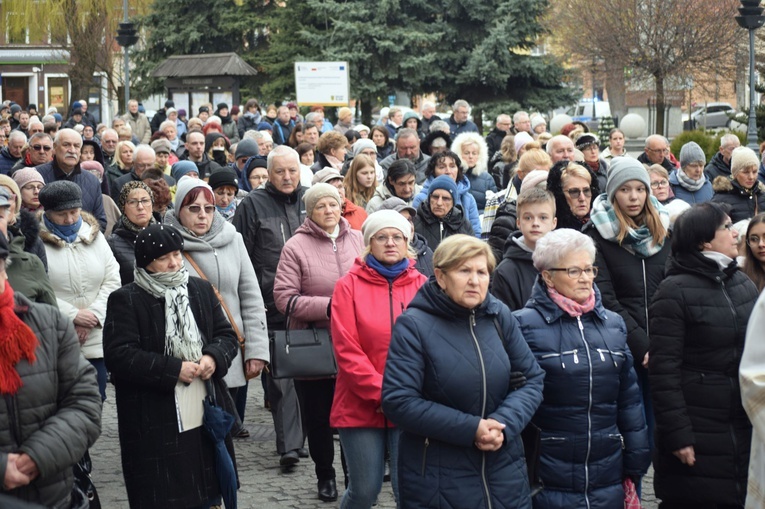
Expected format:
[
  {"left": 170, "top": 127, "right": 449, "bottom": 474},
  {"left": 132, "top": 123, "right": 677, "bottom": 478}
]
[
  {"left": 375, "top": 141, "right": 395, "bottom": 162},
  {"left": 121, "top": 112, "right": 151, "bottom": 144},
  {"left": 380, "top": 152, "right": 431, "bottom": 185},
  {"left": 668, "top": 170, "right": 714, "bottom": 204},
  {"left": 105, "top": 162, "right": 129, "bottom": 196},
  {"left": 342, "top": 198, "right": 367, "bottom": 230},
  {"left": 382, "top": 278, "right": 545, "bottom": 509},
  {"left": 711, "top": 176, "right": 765, "bottom": 223},
  {"left": 704, "top": 152, "right": 731, "bottom": 182},
  {"left": 7, "top": 225, "right": 57, "bottom": 307},
  {"left": 420, "top": 114, "right": 442, "bottom": 135},
  {"left": 330, "top": 258, "right": 426, "bottom": 428},
  {"left": 421, "top": 131, "right": 452, "bottom": 159},
  {"left": 0, "top": 146, "right": 19, "bottom": 174},
  {"left": 36, "top": 159, "right": 107, "bottom": 231},
  {"left": 365, "top": 182, "right": 422, "bottom": 214},
  {"left": 271, "top": 119, "right": 294, "bottom": 146},
  {"left": 410, "top": 233, "right": 434, "bottom": 277},
  {"left": 220, "top": 118, "right": 240, "bottom": 144},
  {"left": 547, "top": 162, "right": 601, "bottom": 232},
  {"left": 487, "top": 198, "right": 518, "bottom": 262},
  {"left": 149, "top": 108, "right": 167, "bottom": 133},
  {"left": 107, "top": 224, "right": 139, "bottom": 285},
  {"left": 415, "top": 202, "right": 474, "bottom": 251},
  {"left": 466, "top": 168, "right": 498, "bottom": 212},
  {"left": 447, "top": 115, "right": 480, "bottom": 137},
  {"left": 649, "top": 250, "right": 756, "bottom": 505},
  {"left": 759, "top": 162, "right": 765, "bottom": 185},
  {"left": 232, "top": 182, "right": 308, "bottom": 329},
  {"left": 164, "top": 210, "right": 269, "bottom": 388},
  {"left": 237, "top": 112, "right": 262, "bottom": 139},
  {"left": 491, "top": 232, "right": 537, "bottom": 311},
  {"left": 485, "top": 127, "right": 509, "bottom": 161},
  {"left": 583, "top": 223, "right": 670, "bottom": 363},
  {"left": 39, "top": 212, "right": 121, "bottom": 359},
  {"left": 8, "top": 209, "right": 48, "bottom": 270},
  {"left": 413, "top": 175, "right": 482, "bottom": 236},
  {"left": 274, "top": 217, "right": 363, "bottom": 331},
  {"left": 587, "top": 158, "right": 608, "bottom": 192},
  {"left": 637, "top": 152, "right": 676, "bottom": 175},
  {"left": 103, "top": 277, "right": 239, "bottom": 509},
  {"left": 0, "top": 293, "right": 101, "bottom": 509},
  {"left": 514, "top": 281, "right": 651, "bottom": 509}
]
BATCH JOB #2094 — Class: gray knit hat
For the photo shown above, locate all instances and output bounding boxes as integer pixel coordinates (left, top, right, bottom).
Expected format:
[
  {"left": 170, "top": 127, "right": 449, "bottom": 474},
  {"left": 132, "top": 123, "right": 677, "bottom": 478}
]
[
  {"left": 378, "top": 196, "right": 416, "bottom": 218},
  {"left": 679, "top": 142, "right": 706, "bottom": 168},
  {"left": 606, "top": 157, "right": 651, "bottom": 203},
  {"left": 38, "top": 180, "right": 82, "bottom": 211},
  {"left": 352, "top": 139, "right": 377, "bottom": 158},
  {"left": 150, "top": 138, "right": 172, "bottom": 155},
  {"left": 303, "top": 182, "right": 342, "bottom": 217},
  {"left": 731, "top": 146, "right": 760, "bottom": 176},
  {"left": 235, "top": 138, "right": 259, "bottom": 160},
  {"left": 361, "top": 209, "right": 412, "bottom": 245}
]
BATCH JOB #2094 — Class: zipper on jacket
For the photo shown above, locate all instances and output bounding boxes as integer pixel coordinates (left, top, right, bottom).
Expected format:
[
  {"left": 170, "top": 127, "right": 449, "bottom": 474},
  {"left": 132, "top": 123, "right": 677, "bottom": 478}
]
[
  {"left": 609, "top": 433, "right": 625, "bottom": 449},
  {"left": 439, "top": 221, "right": 444, "bottom": 241},
  {"left": 641, "top": 259, "right": 649, "bottom": 341},
  {"left": 421, "top": 437, "right": 429, "bottom": 476},
  {"left": 576, "top": 316, "right": 592, "bottom": 509},
  {"left": 595, "top": 348, "right": 624, "bottom": 367},
  {"left": 280, "top": 222, "right": 286, "bottom": 244},
  {"left": 721, "top": 280, "right": 743, "bottom": 500},
  {"left": 469, "top": 310, "right": 492, "bottom": 509},
  {"left": 388, "top": 282, "right": 395, "bottom": 333},
  {"left": 540, "top": 349, "right": 578, "bottom": 369}
]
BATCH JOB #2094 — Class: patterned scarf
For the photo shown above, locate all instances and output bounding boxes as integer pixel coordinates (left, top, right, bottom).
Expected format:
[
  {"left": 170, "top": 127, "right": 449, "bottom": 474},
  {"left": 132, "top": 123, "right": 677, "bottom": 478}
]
[
  {"left": 547, "top": 286, "right": 595, "bottom": 317},
  {"left": 590, "top": 194, "right": 669, "bottom": 258},
  {"left": 0, "top": 282, "right": 38, "bottom": 395},
  {"left": 676, "top": 167, "right": 706, "bottom": 192},
  {"left": 133, "top": 266, "right": 203, "bottom": 362}
]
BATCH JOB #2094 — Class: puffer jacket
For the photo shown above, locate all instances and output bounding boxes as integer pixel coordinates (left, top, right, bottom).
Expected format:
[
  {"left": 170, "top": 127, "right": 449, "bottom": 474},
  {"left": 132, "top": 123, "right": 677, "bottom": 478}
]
[
  {"left": 704, "top": 152, "right": 731, "bottom": 182},
  {"left": 514, "top": 280, "right": 651, "bottom": 509},
  {"left": 382, "top": 278, "right": 545, "bottom": 509},
  {"left": 491, "top": 232, "right": 537, "bottom": 311},
  {"left": 365, "top": 182, "right": 422, "bottom": 214},
  {"left": 487, "top": 197, "right": 518, "bottom": 262},
  {"left": 466, "top": 168, "right": 497, "bottom": 212},
  {"left": 232, "top": 182, "right": 308, "bottom": 329},
  {"left": 237, "top": 112, "right": 262, "bottom": 139},
  {"left": 330, "top": 258, "right": 426, "bottom": 429},
  {"left": 711, "top": 175, "right": 765, "bottom": 223},
  {"left": 39, "top": 212, "right": 121, "bottom": 359},
  {"left": 410, "top": 233, "right": 434, "bottom": 277},
  {"left": 375, "top": 141, "right": 395, "bottom": 162},
  {"left": 669, "top": 170, "right": 714, "bottom": 204},
  {"left": 36, "top": 159, "right": 107, "bottom": 231},
  {"left": 107, "top": 223, "right": 139, "bottom": 285},
  {"left": 0, "top": 146, "right": 19, "bottom": 174},
  {"left": 413, "top": 175, "right": 482, "bottom": 236},
  {"left": 7, "top": 228, "right": 56, "bottom": 307},
  {"left": 583, "top": 222, "right": 670, "bottom": 363},
  {"left": 165, "top": 210, "right": 269, "bottom": 388},
  {"left": 0, "top": 293, "right": 101, "bottom": 509},
  {"left": 414, "top": 202, "right": 474, "bottom": 251},
  {"left": 274, "top": 217, "right": 363, "bottom": 330},
  {"left": 649, "top": 250, "right": 756, "bottom": 505}
]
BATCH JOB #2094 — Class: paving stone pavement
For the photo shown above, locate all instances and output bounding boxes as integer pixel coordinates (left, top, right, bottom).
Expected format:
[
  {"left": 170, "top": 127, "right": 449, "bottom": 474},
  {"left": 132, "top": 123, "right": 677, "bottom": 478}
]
[{"left": 91, "top": 381, "right": 658, "bottom": 508}]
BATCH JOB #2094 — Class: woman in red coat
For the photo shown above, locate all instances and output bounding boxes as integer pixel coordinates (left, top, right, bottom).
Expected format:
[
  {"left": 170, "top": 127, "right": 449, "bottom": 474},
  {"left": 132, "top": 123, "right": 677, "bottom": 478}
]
[{"left": 330, "top": 210, "right": 427, "bottom": 509}]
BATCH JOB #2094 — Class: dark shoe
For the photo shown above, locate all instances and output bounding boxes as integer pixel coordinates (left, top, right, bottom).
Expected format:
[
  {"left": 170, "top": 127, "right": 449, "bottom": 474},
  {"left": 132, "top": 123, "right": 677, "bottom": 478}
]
[
  {"left": 317, "top": 479, "right": 338, "bottom": 502},
  {"left": 297, "top": 447, "right": 309, "bottom": 458},
  {"left": 233, "top": 427, "right": 250, "bottom": 439},
  {"left": 280, "top": 450, "right": 300, "bottom": 469}
]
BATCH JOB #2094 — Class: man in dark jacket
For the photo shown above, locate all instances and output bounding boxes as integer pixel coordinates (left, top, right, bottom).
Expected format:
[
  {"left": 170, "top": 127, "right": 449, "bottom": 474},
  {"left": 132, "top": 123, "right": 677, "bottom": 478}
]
[
  {"left": 0, "top": 233, "right": 102, "bottom": 509},
  {"left": 10, "top": 133, "right": 54, "bottom": 175},
  {"left": 179, "top": 130, "right": 221, "bottom": 179},
  {"left": 637, "top": 134, "right": 675, "bottom": 173},
  {"left": 232, "top": 145, "right": 306, "bottom": 470},
  {"left": 77, "top": 100, "right": 97, "bottom": 129},
  {"left": 0, "top": 132, "right": 25, "bottom": 175},
  {"left": 35, "top": 129, "right": 107, "bottom": 231},
  {"left": 447, "top": 99, "right": 480, "bottom": 137},
  {"left": 705, "top": 133, "right": 740, "bottom": 181},
  {"left": 271, "top": 106, "right": 294, "bottom": 146},
  {"left": 380, "top": 129, "right": 431, "bottom": 184},
  {"left": 419, "top": 101, "right": 441, "bottom": 135},
  {"left": 485, "top": 114, "right": 512, "bottom": 161},
  {"left": 150, "top": 99, "right": 173, "bottom": 134}
]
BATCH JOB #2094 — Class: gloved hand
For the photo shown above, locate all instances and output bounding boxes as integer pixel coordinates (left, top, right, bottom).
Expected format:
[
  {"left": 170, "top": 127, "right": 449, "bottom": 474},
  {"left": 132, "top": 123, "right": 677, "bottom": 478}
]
[{"left": 510, "top": 371, "right": 526, "bottom": 391}]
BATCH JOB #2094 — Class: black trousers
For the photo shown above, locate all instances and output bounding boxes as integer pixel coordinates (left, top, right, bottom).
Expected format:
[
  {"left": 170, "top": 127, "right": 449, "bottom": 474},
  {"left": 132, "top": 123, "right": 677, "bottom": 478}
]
[
  {"left": 659, "top": 502, "right": 744, "bottom": 509},
  {"left": 294, "top": 378, "right": 336, "bottom": 482}
]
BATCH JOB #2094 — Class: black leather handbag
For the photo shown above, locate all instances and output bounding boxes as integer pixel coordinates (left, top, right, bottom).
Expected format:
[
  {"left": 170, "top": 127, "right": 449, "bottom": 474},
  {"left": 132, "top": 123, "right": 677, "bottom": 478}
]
[{"left": 269, "top": 295, "right": 337, "bottom": 379}]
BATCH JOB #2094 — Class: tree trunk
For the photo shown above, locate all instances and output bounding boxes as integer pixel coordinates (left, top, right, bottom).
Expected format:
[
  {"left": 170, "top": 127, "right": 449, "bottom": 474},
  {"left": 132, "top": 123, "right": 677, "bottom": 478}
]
[
  {"left": 361, "top": 96, "right": 373, "bottom": 127},
  {"left": 655, "top": 74, "right": 666, "bottom": 136},
  {"left": 473, "top": 108, "right": 483, "bottom": 136},
  {"left": 605, "top": 58, "right": 627, "bottom": 124}
]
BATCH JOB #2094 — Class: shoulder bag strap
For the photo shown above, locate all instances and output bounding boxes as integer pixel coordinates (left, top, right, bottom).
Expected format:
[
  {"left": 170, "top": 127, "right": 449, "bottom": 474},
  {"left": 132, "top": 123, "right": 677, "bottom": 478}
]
[{"left": 183, "top": 252, "right": 246, "bottom": 353}]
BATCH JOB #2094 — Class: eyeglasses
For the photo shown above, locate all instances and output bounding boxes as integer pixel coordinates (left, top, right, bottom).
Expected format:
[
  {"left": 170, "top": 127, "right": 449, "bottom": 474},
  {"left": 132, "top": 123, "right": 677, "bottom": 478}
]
[
  {"left": 650, "top": 180, "right": 669, "bottom": 189},
  {"left": 31, "top": 144, "right": 52, "bottom": 152},
  {"left": 372, "top": 234, "right": 405, "bottom": 245},
  {"left": 547, "top": 266, "right": 598, "bottom": 279},
  {"left": 564, "top": 187, "right": 592, "bottom": 199},
  {"left": 748, "top": 235, "right": 765, "bottom": 246},
  {"left": 22, "top": 183, "right": 44, "bottom": 191},
  {"left": 648, "top": 147, "right": 670, "bottom": 154},
  {"left": 186, "top": 204, "right": 216, "bottom": 215},
  {"left": 126, "top": 198, "right": 152, "bottom": 208}
]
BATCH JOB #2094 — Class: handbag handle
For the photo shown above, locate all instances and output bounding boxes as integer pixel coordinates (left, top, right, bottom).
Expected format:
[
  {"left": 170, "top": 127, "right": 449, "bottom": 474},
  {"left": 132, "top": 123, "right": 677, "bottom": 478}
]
[{"left": 283, "top": 295, "right": 325, "bottom": 347}]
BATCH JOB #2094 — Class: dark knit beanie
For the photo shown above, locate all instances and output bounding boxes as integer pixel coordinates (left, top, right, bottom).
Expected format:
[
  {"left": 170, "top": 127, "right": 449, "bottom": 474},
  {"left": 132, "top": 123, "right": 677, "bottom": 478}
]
[
  {"left": 38, "top": 181, "right": 82, "bottom": 211},
  {"left": 135, "top": 224, "right": 184, "bottom": 269},
  {"left": 235, "top": 138, "right": 260, "bottom": 160},
  {"left": 428, "top": 175, "right": 458, "bottom": 199},
  {"left": 208, "top": 168, "right": 239, "bottom": 191}
]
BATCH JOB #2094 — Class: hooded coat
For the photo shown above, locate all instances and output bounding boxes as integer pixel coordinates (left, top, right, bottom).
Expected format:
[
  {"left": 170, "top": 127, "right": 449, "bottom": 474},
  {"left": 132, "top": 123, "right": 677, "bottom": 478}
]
[
  {"left": 410, "top": 232, "right": 434, "bottom": 277},
  {"left": 491, "top": 232, "right": 537, "bottom": 311},
  {"left": 648, "top": 250, "right": 756, "bottom": 506},
  {"left": 414, "top": 202, "right": 474, "bottom": 251},
  {"left": 413, "top": 175, "right": 482, "bottom": 236},
  {"left": 711, "top": 175, "right": 765, "bottom": 223},
  {"left": 546, "top": 161, "right": 601, "bottom": 232},
  {"left": 452, "top": 132, "right": 497, "bottom": 212},
  {"left": 514, "top": 280, "right": 651, "bottom": 509},
  {"left": 382, "top": 279, "right": 545, "bottom": 509}
]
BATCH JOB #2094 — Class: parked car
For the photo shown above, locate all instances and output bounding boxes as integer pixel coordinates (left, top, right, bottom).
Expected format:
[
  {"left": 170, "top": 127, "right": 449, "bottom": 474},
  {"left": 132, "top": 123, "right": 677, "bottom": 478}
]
[
  {"left": 683, "top": 102, "right": 735, "bottom": 130},
  {"left": 566, "top": 99, "right": 611, "bottom": 131}
]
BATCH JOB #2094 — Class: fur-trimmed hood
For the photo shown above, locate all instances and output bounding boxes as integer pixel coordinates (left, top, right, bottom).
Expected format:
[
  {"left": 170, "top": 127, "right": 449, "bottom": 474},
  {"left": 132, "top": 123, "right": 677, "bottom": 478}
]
[
  {"left": 713, "top": 175, "right": 765, "bottom": 195},
  {"left": 421, "top": 130, "right": 452, "bottom": 156},
  {"left": 547, "top": 159, "right": 602, "bottom": 231},
  {"left": 451, "top": 132, "right": 489, "bottom": 176},
  {"left": 38, "top": 210, "right": 101, "bottom": 247}
]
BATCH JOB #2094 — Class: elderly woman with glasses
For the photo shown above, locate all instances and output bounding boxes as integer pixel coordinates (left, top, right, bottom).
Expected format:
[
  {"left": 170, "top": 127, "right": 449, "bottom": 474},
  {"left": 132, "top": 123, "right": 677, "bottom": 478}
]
[
  {"left": 649, "top": 202, "right": 757, "bottom": 508},
  {"left": 107, "top": 181, "right": 156, "bottom": 285},
  {"left": 547, "top": 160, "right": 600, "bottom": 231},
  {"left": 514, "top": 228, "right": 650, "bottom": 508}
]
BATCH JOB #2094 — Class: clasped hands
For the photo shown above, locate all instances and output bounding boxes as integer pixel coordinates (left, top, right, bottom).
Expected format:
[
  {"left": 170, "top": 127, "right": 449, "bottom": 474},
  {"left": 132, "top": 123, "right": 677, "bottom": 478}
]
[
  {"left": 474, "top": 418, "right": 506, "bottom": 452},
  {"left": 73, "top": 309, "right": 99, "bottom": 345},
  {"left": 3, "top": 453, "right": 39, "bottom": 490},
  {"left": 179, "top": 355, "right": 217, "bottom": 383}
]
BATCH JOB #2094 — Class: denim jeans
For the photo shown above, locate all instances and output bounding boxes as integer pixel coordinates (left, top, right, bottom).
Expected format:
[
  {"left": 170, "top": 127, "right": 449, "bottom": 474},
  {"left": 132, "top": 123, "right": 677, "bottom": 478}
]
[{"left": 338, "top": 427, "right": 399, "bottom": 509}]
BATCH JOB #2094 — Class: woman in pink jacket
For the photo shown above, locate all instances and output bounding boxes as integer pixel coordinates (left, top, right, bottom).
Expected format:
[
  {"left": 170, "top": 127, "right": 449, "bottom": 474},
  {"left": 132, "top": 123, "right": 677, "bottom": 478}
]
[
  {"left": 330, "top": 210, "right": 427, "bottom": 509},
  {"left": 274, "top": 183, "right": 364, "bottom": 502}
]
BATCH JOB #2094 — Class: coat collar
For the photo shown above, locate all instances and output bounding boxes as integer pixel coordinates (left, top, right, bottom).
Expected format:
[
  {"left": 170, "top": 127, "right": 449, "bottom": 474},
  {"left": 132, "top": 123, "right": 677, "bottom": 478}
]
[
  {"left": 525, "top": 276, "right": 609, "bottom": 323},
  {"left": 38, "top": 210, "right": 100, "bottom": 247}
]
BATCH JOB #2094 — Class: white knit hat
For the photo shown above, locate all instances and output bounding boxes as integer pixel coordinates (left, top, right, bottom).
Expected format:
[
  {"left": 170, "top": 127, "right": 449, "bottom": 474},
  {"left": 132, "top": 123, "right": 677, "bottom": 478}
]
[
  {"left": 731, "top": 146, "right": 760, "bottom": 176},
  {"left": 361, "top": 210, "right": 412, "bottom": 245}
]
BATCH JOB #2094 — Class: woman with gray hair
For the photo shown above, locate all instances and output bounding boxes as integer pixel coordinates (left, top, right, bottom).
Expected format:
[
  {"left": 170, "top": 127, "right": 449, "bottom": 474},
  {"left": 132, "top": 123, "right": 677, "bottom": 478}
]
[
  {"left": 669, "top": 141, "right": 713, "bottom": 204},
  {"left": 513, "top": 228, "right": 650, "bottom": 508}
]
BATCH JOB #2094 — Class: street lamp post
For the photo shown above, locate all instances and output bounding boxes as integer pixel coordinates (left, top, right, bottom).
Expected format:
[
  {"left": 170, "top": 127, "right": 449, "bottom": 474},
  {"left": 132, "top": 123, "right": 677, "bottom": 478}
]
[
  {"left": 736, "top": 0, "right": 765, "bottom": 153},
  {"left": 115, "top": 0, "right": 138, "bottom": 111}
]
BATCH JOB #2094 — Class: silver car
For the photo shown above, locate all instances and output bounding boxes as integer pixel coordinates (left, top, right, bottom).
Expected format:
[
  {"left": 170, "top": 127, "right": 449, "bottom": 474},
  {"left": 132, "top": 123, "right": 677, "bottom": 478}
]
[{"left": 683, "top": 102, "right": 735, "bottom": 130}]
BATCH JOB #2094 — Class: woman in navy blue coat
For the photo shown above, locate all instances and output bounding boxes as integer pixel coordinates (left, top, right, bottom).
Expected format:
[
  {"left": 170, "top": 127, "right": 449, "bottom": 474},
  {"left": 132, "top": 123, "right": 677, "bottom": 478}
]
[
  {"left": 382, "top": 234, "right": 545, "bottom": 509},
  {"left": 513, "top": 229, "right": 650, "bottom": 509}
]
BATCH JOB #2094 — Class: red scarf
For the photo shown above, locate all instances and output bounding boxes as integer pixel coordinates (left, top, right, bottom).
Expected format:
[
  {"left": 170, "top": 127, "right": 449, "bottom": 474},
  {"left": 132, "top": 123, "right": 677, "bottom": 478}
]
[
  {"left": 0, "top": 282, "right": 38, "bottom": 395},
  {"left": 548, "top": 287, "right": 596, "bottom": 317}
]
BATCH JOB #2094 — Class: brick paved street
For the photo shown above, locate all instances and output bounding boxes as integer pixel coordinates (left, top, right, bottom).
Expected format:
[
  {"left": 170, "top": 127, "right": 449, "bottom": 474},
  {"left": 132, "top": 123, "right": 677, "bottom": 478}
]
[{"left": 91, "top": 381, "right": 657, "bottom": 508}]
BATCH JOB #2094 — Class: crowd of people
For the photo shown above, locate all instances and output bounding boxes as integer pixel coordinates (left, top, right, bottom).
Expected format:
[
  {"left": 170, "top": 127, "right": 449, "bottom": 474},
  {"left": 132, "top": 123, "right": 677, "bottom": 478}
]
[{"left": 2, "top": 95, "right": 765, "bottom": 509}]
